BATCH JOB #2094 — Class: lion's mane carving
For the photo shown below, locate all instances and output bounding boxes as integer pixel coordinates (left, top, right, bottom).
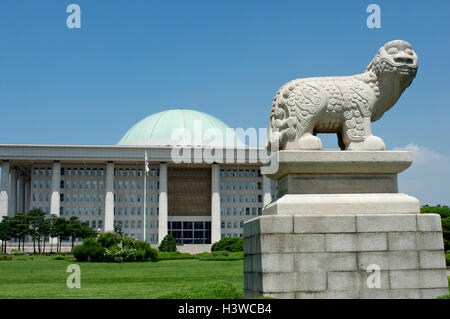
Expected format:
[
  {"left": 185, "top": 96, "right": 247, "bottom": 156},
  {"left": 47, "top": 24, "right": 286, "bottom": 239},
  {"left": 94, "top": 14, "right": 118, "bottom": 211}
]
[{"left": 267, "top": 40, "right": 418, "bottom": 151}]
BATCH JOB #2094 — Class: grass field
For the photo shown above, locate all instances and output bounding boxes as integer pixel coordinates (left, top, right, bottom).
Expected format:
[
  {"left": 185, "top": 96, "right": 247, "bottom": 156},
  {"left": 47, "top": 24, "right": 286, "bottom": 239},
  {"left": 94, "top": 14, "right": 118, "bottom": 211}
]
[{"left": 0, "top": 255, "right": 243, "bottom": 299}]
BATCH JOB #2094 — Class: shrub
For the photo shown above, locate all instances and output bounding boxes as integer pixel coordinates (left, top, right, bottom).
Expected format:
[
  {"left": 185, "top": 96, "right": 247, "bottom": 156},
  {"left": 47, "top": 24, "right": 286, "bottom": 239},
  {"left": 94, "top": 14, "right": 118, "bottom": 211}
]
[
  {"left": 211, "top": 237, "right": 243, "bottom": 252},
  {"left": 73, "top": 236, "right": 157, "bottom": 263},
  {"left": 97, "top": 232, "right": 122, "bottom": 249},
  {"left": 198, "top": 252, "right": 242, "bottom": 261},
  {"left": 72, "top": 244, "right": 89, "bottom": 262},
  {"left": 135, "top": 240, "right": 158, "bottom": 262},
  {"left": 122, "top": 237, "right": 136, "bottom": 249},
  {"left": 157, "top": 281, "right": 242, "bottom": 299},
  {"left": 10, "top": 250, "right": 25, "bottom": 256},
  {"left": 446, "top": 250, "right": 450, "bottom": 267},
  {"left": 158, "top": 235, "right": 177, "bottom": 252},
  {"left": 73, "top": 239, "right": 105, "bottom": 262}
]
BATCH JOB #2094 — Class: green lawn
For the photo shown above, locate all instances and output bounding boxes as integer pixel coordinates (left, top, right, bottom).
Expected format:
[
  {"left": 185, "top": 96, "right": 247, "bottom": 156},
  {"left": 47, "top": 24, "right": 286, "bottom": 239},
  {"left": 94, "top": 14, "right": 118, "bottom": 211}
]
[{"left": 0, "top": 255, "right": 243, "bottom": 299}]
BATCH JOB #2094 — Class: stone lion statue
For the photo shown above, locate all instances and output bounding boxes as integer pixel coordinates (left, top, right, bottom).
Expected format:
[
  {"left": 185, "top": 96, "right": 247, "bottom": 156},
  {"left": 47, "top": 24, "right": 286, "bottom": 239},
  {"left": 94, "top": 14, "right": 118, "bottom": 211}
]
[{"left": 267, "top": 40, "right": 418, "bottom": 151}]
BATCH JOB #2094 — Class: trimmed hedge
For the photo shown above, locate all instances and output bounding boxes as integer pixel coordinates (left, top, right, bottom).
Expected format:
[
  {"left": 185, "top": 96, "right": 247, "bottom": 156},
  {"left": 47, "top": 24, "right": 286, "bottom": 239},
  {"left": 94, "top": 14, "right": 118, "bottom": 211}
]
[
  {"left": 211, "top": 237, "right": 243, "bottom": 252},
  {"left": 198, "top": 251, "right": 243, "bottom": 261}
]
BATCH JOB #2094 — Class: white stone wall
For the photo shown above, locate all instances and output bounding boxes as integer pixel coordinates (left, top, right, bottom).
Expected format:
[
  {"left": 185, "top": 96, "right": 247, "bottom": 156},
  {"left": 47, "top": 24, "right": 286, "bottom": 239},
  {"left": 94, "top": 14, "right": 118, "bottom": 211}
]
[{"left": 244, "top": 214, "right": 448, "bottom": 299}]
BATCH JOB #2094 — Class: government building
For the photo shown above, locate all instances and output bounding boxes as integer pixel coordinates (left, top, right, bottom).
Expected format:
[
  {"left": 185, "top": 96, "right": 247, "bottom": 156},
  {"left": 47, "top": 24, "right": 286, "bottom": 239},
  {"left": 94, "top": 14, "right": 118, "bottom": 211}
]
[{"left": 0, "top": 109, "right": 277, "bottom": 247}]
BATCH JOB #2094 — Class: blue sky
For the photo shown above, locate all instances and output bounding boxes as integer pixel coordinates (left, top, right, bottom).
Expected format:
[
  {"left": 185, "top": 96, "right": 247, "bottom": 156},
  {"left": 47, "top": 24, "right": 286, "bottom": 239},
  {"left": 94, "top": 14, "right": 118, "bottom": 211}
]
[{"left": 0, "top": 0, "right": 449, "bottom": 205}]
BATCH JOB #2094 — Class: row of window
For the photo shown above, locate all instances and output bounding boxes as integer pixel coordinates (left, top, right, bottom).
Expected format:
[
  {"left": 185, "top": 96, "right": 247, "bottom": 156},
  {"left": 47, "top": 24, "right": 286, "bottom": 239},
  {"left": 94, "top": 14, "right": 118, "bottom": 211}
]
[
  {"left": 221, "top": 220, "right": 245, "bottom": 229},
  {"left": 115, "top": 168, "right": 158, "bottom": 177},
  {"left": 221, "top": 207, "right": 262, "bottom": 216},
  {"left": 63, "top": 207, "right": 103, "bottom": 216},
  {"left": 115, "top": 193, "right": 159, "bottom": 203},
  {"left": 33, "top": 180, "right": 105, "bottom": 190},
  {"left": 220, "top": 169, "right": 261, "bottom": 178},
  {"left": 114, "top": 206, "right": 159, "bottom": 216},
  {"left": 220, "top": 181, "right": 262, "bottom": 191},
  {"left": 33, "top": 168, "right": 105, "bottom": 177},
  {"left": 115, "top": 180, "right": 159, "bottom": 190},
  {"left": 34, "top": 167, "right": 263, "bottom": 179},
  {"left": 32, "top": 193, "right": 105, "bottom": 203},
  {"left": 220, "top": 194, "right": 262, "bottom": 203},
  {"left": 114, "top": 220, "right": 158, "bottom": 229}
]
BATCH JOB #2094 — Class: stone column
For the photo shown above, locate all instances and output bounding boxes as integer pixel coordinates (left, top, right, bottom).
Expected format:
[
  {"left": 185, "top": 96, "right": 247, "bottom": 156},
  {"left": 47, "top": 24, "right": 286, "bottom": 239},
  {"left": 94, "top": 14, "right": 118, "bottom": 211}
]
[
  {"left": 18, "top": 173, "right": 25, "bottom": 213},
  {"left": 158, "top": 162, "right": 168, "bottom": 244},
  {"left": 0, "top": 161, "right": 10, "bottom": 220},
  {"left": 262, "top": 174, "right": 272, "bottom": 207},
  {"left": 9, "top": 168, "right": 17, "bottom": 215},
  {"left": 50, "top": 162, "right": 61, "bottom": 217},
  {"left": 24, "top": 180, "right": 30, "bottom": 213},
  {"left": 104, "top": 162, "right": 115, "bottom": 232},
  {"left": 50, "top": 162, "right": 61, "bottom": 247},
  {"left": 211, "top": 163, "right": 221, "bottom": 245}
]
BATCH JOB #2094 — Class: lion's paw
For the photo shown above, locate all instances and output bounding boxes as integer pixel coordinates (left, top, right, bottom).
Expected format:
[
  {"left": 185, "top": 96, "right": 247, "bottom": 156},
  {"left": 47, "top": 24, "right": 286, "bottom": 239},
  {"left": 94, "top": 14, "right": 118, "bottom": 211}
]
[
  {"left": 347, "top": 135, "right": 385, "bottom": 151},
  {"left": 286, "top": 133, "right": 323, "bottom": 150}
]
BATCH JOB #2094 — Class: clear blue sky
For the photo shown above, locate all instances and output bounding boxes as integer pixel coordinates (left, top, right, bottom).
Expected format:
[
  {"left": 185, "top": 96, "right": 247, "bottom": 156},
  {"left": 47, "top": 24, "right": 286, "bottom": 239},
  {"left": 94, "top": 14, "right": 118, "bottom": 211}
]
[{"left": 0, "top": 0, "right": 449, "bottom": 205}]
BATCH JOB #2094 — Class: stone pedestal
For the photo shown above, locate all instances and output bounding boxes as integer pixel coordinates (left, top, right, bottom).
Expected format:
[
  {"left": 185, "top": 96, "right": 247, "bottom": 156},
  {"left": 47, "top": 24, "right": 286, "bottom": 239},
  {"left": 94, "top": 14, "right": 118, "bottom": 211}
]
[{"left": 244, "top": 151, "right": 448, "bottom": 299}]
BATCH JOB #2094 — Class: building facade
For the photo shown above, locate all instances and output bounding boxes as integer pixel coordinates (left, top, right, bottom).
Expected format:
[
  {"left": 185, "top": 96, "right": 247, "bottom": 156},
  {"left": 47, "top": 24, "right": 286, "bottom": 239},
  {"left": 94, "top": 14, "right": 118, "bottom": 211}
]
[{"left": 0, "top": 109, "right": 277, "bottom": 246}]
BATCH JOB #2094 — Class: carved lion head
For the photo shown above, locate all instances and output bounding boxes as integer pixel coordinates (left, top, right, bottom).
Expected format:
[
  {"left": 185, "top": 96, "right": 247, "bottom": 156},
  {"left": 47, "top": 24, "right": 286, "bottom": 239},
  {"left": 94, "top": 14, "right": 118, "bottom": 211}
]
[{"left": 367, "top": 40, "right": 418, "bottom": 77}]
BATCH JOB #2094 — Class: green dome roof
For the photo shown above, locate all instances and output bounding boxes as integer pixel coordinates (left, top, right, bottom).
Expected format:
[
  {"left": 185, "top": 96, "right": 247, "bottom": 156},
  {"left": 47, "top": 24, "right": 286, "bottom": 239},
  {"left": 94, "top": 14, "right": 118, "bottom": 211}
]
[{"left": 117, "top": 109, "right": 244, "bottom": 147}]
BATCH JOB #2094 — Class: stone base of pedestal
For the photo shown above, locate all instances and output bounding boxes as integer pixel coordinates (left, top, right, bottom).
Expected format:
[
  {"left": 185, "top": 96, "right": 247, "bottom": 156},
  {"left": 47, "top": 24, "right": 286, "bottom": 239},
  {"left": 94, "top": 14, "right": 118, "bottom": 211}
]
[{"left": 243, "top": 214, "right": 448, "bottom": 299}]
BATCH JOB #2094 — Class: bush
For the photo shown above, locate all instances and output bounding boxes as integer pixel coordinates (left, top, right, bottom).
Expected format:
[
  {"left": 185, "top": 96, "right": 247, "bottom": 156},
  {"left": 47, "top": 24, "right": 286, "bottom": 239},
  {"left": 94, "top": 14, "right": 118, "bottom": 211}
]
[
  {"left": 211, "top": 237, "right": 243, "bottom": 252},
  {"left": 198, "top": 252, "right": 242, "bottom": 261},
  {"left": 157, "top": 281, "right": 242, "bottom": 299},
  {"left": 158, "top": 235, "right": 177, "bottom": 252},
  {"left": 73, "top": 236, "right": 157, "bottom": 263},
  {"left": 122, "top": 237, "right": 136, "bottom": 249},
  {"left": 72, "top": 245, "right": 89, "bottom": 262},
  {"left": 73, "top": 238, "right": 105, "bottom": 262},
  {"left": 134, "top": 240, "right": 158, "bottom": 262},
  {"left": 10, "top": 250, "right": 25, "bottom": 256},
  {"left": 97, "top": 232, "right": 122, "bottom": 249},
  {"left": 158, "top": 251, "right": 196, "bottom": 260},
  {"left": 446, "top": 251, "right": 450, "bottom": 267}
]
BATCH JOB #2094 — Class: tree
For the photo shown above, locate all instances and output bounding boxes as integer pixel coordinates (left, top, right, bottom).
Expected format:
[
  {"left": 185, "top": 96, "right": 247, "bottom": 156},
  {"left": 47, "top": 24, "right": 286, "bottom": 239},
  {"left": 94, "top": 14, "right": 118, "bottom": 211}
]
[
  {"left": 158, "top": 234, "right": 177, "bottom": 252},
  {"left": 38, "top": 218, "right": 51, "bottom": 254},
  {"left": 9, "top": 213, "right": 30, "bottom": 251},
  {"left": 0, "top": 217, "right": 14, "bottom": 254},
  {"left": 78, "top": 222, "right": 96, "bottom": 242},
  {"left": 53, "top": 217, "right": 69, "bottom": 253},
  {"left": 48, "top": 214, "right": 59, "bottom": 253},
  {"left": 27, "top": 208, "right": 46, "bottom": 254},
  {"left": 67, "top": 216, "right": 82, "bottom": 250}
]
